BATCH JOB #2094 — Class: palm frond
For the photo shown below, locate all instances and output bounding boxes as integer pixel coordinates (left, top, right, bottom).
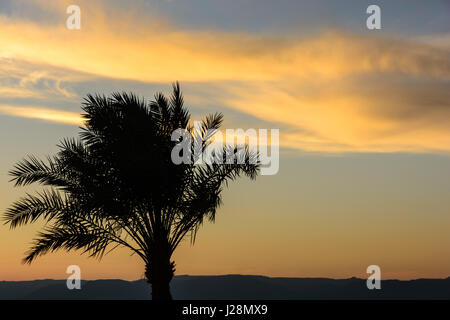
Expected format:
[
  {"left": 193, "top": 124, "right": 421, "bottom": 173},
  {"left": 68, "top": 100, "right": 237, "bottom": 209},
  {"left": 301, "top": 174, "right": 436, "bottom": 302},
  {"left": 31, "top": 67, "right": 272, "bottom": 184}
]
[
  {"left": 9, "top": 155, "right": 66, "bottom": 187},
  {"left": 23, "top": 225, "right": 111, "bottom": 264},
  {"left": 4, "top": 189, "right": 67, "bottom": 228}
]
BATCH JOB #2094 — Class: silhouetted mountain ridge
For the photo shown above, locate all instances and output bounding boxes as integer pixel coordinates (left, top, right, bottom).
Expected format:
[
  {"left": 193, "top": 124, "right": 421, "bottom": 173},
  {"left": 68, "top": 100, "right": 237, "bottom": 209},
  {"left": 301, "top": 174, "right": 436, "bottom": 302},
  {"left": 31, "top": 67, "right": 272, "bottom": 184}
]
[{"left": 1, "top": 275, "right": 449, "bottom": 299}]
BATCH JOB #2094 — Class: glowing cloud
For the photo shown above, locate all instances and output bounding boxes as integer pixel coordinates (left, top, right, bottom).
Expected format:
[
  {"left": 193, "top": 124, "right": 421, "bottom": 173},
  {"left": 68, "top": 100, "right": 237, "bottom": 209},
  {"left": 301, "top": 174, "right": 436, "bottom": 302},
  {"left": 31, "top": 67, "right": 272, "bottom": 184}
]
[{"left": 0, "top": 105, "right": 83, "bottom": 125}]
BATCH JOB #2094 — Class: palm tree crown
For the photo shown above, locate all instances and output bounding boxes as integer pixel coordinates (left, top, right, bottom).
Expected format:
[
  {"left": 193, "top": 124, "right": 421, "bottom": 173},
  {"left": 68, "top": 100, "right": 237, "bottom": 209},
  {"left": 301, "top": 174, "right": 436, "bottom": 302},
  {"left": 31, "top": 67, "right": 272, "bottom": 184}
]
[{"left": 3, "top": 82, "right": 259, "bottom": 300}]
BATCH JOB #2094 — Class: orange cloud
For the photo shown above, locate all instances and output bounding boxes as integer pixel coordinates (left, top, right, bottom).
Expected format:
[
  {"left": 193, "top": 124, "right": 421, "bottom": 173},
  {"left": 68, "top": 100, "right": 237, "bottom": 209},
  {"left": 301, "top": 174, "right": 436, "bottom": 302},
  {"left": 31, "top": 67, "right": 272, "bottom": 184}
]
[{"left": 0, "top": 105, "right": 83, "bottom": 125}]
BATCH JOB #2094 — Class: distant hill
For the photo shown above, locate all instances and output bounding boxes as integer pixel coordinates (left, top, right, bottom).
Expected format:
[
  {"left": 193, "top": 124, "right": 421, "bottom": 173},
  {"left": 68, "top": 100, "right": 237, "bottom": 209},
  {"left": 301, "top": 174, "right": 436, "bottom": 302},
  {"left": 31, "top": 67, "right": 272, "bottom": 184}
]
[{"left": 1, "top": 275, "right": 450, "bottom": 299}]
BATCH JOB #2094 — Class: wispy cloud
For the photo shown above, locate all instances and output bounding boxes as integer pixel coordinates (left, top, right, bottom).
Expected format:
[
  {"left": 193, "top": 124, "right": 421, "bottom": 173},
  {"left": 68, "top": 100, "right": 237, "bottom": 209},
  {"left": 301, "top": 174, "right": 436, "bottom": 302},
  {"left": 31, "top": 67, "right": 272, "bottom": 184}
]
[
  {"left": 0, "top": 57, "right": 86, "bottom": 100},
  {"left": 0, "top": 105, "right": 82, "bottom": 125}
]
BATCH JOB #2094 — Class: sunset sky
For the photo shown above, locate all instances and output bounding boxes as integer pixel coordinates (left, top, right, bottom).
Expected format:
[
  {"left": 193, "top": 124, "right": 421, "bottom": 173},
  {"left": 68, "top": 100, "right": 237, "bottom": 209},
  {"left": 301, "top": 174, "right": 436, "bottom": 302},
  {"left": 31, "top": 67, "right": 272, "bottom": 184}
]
[{"left": 1, "top": 0, "right": 450, "bottom": 281}]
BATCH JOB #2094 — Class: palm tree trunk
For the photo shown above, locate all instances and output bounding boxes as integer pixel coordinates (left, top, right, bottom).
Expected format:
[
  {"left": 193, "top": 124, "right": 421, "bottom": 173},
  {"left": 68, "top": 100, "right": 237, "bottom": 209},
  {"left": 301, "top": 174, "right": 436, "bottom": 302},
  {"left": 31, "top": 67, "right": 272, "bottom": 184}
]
[
  {"left": 145, "top": 251, "right": 175, "bottom": 300},
  {"left": 151, "top": 276, "right": 172, "bottom": 300}
]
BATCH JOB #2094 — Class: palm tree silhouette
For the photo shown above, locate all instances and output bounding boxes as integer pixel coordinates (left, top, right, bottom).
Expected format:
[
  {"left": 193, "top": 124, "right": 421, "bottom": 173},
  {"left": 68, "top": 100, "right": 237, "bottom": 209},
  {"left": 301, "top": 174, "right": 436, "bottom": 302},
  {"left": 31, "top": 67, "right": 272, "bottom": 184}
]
[{"left": 3, "top": 82, "right": 259, "bottom": 300}]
